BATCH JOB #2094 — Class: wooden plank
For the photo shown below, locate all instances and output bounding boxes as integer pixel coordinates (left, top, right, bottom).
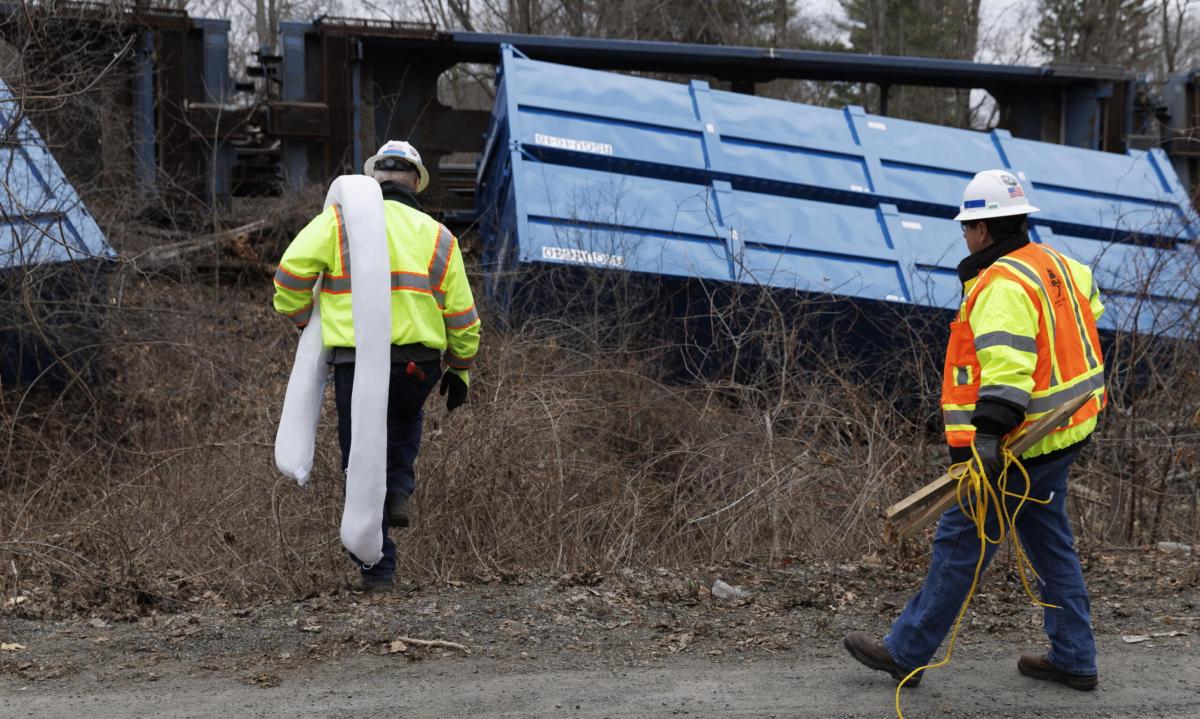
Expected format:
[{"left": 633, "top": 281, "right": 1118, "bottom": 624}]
[
  {"left": 884, "top": 464, "right": 965, "bottom": 520},
  {"left": 129, "top": 220, "right": 268, "bottom": 269},
  {"left": 887, "top": 391, "right": 1092, "bottom": 523},
  {"left": 887, "top": 485, "right": 962, "bottom": 542},
  {"left": 883, "top": 392, "right": 1095, "bottom": 542}
]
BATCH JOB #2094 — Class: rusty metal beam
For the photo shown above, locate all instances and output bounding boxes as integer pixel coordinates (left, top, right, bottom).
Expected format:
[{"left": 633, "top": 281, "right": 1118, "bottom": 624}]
[{"left": 268, "top": 101, "right": 329, "bottom": 137}]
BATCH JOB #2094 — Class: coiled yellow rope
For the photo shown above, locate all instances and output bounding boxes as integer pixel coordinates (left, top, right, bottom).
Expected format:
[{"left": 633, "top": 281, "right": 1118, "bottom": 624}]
[{"left": 895, "top": 442, "right": 1058, "bottom": 719}]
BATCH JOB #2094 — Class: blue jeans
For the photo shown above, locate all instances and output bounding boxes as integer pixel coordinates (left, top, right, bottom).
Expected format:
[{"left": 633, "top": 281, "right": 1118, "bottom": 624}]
[
  {"left": 333, "top": 359, "right": 441, "bottom": 581},
  {"left": 885, "top": 447, "right": 1097, "bottom": 676}
]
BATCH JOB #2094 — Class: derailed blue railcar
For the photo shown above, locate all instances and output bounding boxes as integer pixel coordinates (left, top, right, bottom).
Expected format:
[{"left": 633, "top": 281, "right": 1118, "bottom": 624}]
[
  {"left": 1, "top": 78, "right": 114, "bottom": 387},
  {"left": 476, "top": 47, "right": 1198, "bottom": 358}
]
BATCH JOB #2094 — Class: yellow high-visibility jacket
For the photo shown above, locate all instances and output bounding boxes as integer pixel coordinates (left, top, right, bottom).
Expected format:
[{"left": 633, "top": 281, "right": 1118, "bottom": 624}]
[
  {"left": 272, "top": 199, "right": 481, "bottom": 383},
  {"left": 943, "top": 243, "right": 1105, "bottom": 458}
]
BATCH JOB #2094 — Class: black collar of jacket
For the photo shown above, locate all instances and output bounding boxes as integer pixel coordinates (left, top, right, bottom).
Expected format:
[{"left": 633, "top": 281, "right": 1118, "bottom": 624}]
[
  {"left": 379, "top": 181, "right": 423, "bottom": 212},
  {"left": 956, "top": 233, "right": 1030, "bottom": 284}
]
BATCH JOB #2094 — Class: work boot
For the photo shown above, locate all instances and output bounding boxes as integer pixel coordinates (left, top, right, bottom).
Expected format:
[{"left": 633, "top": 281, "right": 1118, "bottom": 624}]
[
  {"left": 843, "top": 632, "right": 922, "bottom": 687},
  {"left": 1018, "top": 653, "right": 1097, "bottom": 691},
  {"left": 385, "top": 492, "right": 410, "bottom": 528},
  {"left": 352, "top": 577, "right": 394, "bottom": 595}
]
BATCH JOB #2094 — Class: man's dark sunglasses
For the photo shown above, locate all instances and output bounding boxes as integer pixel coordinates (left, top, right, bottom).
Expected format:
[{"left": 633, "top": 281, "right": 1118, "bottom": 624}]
[{"left": 376, "top": 156, "right": 417, "bottom": 172}]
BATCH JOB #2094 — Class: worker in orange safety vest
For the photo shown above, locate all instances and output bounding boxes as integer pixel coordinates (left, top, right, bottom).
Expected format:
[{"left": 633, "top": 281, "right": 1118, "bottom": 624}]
[{"left": 844, "top": 169, "right": 1105, "bottom": 691}]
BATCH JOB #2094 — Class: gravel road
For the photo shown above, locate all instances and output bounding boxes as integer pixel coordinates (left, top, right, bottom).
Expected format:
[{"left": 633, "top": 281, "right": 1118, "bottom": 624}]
[
  {"left": 2, "top": 554, "right": 1197, "bottom": 718},
  {"left": 3, "top": 637, "right": 1198, "bottom": 718}
]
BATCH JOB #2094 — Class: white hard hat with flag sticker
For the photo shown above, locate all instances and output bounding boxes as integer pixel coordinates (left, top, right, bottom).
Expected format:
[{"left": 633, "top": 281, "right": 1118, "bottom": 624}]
[
  {"left": 953, "top": 169, "right": 1039, "bottom": 222},
  {"left": 363, "top": 140, "right": 430, "bottom": 193}
]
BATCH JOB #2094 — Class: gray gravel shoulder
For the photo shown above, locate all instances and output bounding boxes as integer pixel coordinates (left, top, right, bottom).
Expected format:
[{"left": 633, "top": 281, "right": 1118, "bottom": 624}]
[
  {"left": 2, "top": 555, "right": 1198, "bottom": 718},
  {"left": 2, "top": 637, "right": 1199, "bottom": 719}
]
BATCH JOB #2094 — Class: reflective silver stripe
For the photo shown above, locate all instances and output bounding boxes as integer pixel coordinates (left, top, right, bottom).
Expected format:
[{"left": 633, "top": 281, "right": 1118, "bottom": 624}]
[
  {"left": 326, "top": 273, "right": 437, "bottom": 294},
  {"left": 943, "top": 409, "right": 974, "bottom": 426},
  {"left": 428, "top": 225, "right": 454, "bottom": 292},
  {"left": 445, "top": 352, "right": 475, "bottom": 370},
  {"left": 444, "top": 305, "right": 479, "bottom": 331},
  {"left": 995, "top": 257, "right": 1059, "bottom": 385},
  {"left": 1042, "top": 247, "right": 1100, "bottom": 371},
  {"left": 274, "top": 267, "right": 317, "bottom": 292},
  {"left": 955, "top": 366, "right": 969, "bottom": 385},
  {"left": 391, "top": 272, "right": 432, "bottom": 293},
  {"left": 978, "top": 383, "right": 1031, "bottom": 408},
  {"left": 432, "top": 288, "right": 446, "bottom": 308},
  {"left": 286, "top": 304, "right": 312, "bottom": 326},
  {"left": 1026, "top": 372, "right": 1104, "bottom": 414},
  {"left": 333, "top": 203, "right": 350, "bottom": 275},
  {"left": 324, "top": 276, "right": 352, "bottom": 293},
  {"left": 974, "top": 331, "right": 1037, "bottom": 354}
]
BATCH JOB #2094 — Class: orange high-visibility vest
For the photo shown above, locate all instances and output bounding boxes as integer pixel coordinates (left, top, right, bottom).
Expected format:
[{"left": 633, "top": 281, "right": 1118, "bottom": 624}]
[{"left": 941, "top": 242, "right": 1105, "bottom": 454}]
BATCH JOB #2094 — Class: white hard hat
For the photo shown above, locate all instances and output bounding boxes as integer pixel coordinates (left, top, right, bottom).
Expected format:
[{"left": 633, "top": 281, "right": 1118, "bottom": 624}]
[
  {"left": 363, "top": 140, "right": 430, "bottom": 193},
  {"left": 953, "top": 169, "right": 1039, "bottom": 222}
]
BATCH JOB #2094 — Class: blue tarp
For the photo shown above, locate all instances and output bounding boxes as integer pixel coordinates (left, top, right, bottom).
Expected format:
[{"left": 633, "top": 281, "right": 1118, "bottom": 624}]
[
  {"left": 1, "top": 78, "right": 112, "bottom": 270},
  {"left": 477, "top": 47, "right": 1199, "bottom": 337}
]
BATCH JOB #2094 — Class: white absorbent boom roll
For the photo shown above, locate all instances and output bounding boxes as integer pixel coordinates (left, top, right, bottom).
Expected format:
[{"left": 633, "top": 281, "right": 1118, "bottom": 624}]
[{"left": 275, "top": 175, "right": 392, "bottom": 566}]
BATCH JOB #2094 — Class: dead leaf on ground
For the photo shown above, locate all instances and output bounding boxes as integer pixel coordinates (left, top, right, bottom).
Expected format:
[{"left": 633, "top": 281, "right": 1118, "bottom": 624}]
[
  {"left": 666, "top": 632, "right": 693, "bottom": 653},
  {"left": 1, "top": 642, "right": 26, "bottom": 651},
  {"left": 388, "top": 640, "right": 408, "bottom": 654},
  {"left": 245, "top": 672, "right": 281, "bottom": 687}
]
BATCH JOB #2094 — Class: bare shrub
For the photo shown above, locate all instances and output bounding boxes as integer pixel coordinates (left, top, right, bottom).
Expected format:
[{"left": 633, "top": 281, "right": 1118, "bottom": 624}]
[{"left": 3, "top": 212, "right": 1199, "bottom": 619}]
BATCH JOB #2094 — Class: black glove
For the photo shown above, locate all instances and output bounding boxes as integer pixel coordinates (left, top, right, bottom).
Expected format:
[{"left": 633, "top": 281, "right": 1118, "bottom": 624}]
[
  {"left": 971, "top": 432, "right": 1006, "bottom": 483},
  {"left": 439, "top": 371, "right": 468, "bottom": 412}
]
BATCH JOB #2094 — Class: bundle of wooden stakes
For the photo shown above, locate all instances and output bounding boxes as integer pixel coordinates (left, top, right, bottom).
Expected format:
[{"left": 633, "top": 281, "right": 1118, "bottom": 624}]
[{"left": 884, "top": 394, "right": 1094, "bottom": 543}]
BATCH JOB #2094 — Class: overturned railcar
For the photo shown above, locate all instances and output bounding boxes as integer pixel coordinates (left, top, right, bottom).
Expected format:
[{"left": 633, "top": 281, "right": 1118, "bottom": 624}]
[
  {"left": 476, "top": 47, "right": 1198, "bottom": 373},
  {"left": 1, "top": 78, "right": 113, "bottom": 388}
]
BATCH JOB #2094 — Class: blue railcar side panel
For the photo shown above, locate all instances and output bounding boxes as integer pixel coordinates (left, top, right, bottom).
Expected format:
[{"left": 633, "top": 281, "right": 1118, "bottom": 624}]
[
  {"left": 738, "top": 244, "right": 908, "bottom": 302},
  {"left": 720, "top": 138, "right": 872, "bottom": 194},
  {"left": 854, "top": 114, "right": 999, "bottom": 176},
  {"left": 524, "top": 220, "right": 731, "bottom": 281},
  {"left": 1002, "top": 139, "right": 1171, "bottom": 200},
  {"left": 520, "top": 164, "right": 722, "bottom": 239},
  {"left": 731, "top": 192, "right": 891, "bottom": 258},
  {"left": 518, "top": 107, "right": 707, "bottom": 170},
  {"left": 512, "top": 57, "right": 699, "bottom": 123},
  {"left": 1027, "top": 185, "right": 1191, "bottom": 239},
  {"left": 477, "top": 48, "right": 1199, "bottom": 339},
  {"left": 710, "top": 91, "right": 853, "bottom": 149}
]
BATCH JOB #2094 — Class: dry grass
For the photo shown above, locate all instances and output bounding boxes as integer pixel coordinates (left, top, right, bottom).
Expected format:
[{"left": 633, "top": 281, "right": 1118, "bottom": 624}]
[
  {"left": 0, "top": 260, "right": 934, "bottom": 615},
  {"left": 3, "top": 241, "right": 1197, "bottom": 621}
]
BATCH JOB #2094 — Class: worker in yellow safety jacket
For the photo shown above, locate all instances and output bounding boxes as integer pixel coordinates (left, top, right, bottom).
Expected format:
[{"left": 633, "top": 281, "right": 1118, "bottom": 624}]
[
  {"left": 845, "top": 170, "right": 1105, "bottom": 691},
  {"left": 273, "top": 140, "right": 481, "bottom": 593}
]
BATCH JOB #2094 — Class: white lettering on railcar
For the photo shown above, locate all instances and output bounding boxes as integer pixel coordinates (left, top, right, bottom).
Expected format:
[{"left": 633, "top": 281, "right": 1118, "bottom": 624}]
[
  {"left": 541, "top": 246, "right": 625, "bottom": 268},
  {"left": 533, "top": 133, "right": 614, "bottom": 155}
]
